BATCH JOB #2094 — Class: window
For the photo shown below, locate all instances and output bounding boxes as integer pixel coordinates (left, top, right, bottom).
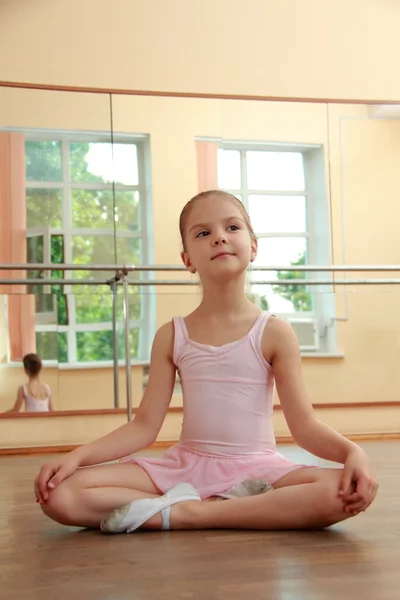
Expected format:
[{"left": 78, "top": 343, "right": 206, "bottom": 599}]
[
  {"left": 218, "top": 144, "right": 337, "bottom": 354},
  {"left": 25, "top": 134, "right": 152, "bottom": 365}
]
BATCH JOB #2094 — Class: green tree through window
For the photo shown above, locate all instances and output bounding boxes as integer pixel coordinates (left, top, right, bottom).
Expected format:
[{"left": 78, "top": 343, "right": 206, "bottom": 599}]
[{"left": 273, "top": 252, "right": 312, "bottom": 311}]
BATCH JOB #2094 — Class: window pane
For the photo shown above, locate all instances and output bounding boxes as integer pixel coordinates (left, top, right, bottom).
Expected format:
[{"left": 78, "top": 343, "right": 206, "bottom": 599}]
[
  {"left": 76, "top": 330, "right": 114, "bottom": 361},
  {"left": 36, "top": 332, "right": 68, "bottom": 362},
  {"left": 35, "top": 294, "right": 57, "bottom": 317},
  {"left": 246, "top": 151, "right": 305, "bottom": 191},
  {"left": 26, "top": 141, "right": 62, "bottom": 182},
  {"left": 76, "top": 328, "right": 139, "bottom": 362},
  {"left": 51, "top": 235, "right": 64, "bottom": 263},
  {"left": 27, "top": 235, "right": 44, "bottom": 293},
  {"left": 27, "top": 188, "right": 62, "bottom": 228},
  {"left": 75, "top": 291, "right": 113, "bottom": 325},
  {"left": 255, "top": 237, "right": 307, "bottom": 267},
  {"left": 116, "top": 289, "right": 142, "bottom": 321},
  {"left": 72, "top": 235, "right": 140, "bottom": 266},
  {"left": 71, "top": 235, "right": 140, "bottom": 282},
  {"left": 70, "top": 142, "right": 138, "bottom": 185},
  {"left": 72, "top": 235, "right": 116, "bottom": 271},
  {"left": 55, "top": 294, "right": 68, "bottom": 325},
  {"left": 118, "top": 328, "right": 139, "bottom": 360},
  {"left": 115, "top": 237, "right": 141, "bottom": 265},
  {"left": 249, "top": 288, "right": 313, "bottom": 313},
  {"left": 218, "top": 149, "right": 241, "bottom": 189},
  {"left": 251, "top": 237, "right": 312, "bottom": 312},
  {"left": 49, "top": 236, "right": 67, "bottom": 324},
  {"left": 248, "top": 195, "right": 306, "bottom": 233},
  {"left": 74, "top": 287, "right": 142, "bottom": 325},
  {"left": 71, "top": 190, "right": 139, "bottom": 231},
  {"left": 27, "top": 235, "right": 44, "bottom": 263}
]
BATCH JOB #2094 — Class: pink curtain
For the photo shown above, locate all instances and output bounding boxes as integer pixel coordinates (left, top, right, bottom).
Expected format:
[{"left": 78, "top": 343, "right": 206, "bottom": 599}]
[
  {"left": 195, "top": 141, "right": 219, "bottom": 192},
  {"left": 7, "top": 295, "right": 36, "bottom": 360},
  {"left": 0, "top": 132, "right": 36, "bottom": 360}
]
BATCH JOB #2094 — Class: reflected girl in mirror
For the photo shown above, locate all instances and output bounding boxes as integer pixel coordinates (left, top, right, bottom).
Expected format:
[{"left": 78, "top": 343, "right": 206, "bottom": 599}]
[{"left": 7, "top": 353, "right": 54, "bottom": 413}]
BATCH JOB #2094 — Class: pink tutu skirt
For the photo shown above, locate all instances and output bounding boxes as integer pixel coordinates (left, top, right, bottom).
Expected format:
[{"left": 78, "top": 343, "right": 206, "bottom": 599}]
[{"left": 122, "top": 444, "right": 313, "bottom": 499}]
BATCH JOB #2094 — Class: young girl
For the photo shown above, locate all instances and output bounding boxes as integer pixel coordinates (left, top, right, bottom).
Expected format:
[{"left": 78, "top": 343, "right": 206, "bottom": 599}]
[
  {"left": 34, "top": 190, "right": 378, "bottom": 533},
  {"left": 8, "top": 353, "right": 53, "bottom": 413}
]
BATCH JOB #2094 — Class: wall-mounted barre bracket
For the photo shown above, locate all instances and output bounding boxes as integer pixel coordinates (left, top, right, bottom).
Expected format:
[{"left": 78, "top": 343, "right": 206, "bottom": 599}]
[{"left": 104, "top": 271, "right": 126, "bottom": 411}]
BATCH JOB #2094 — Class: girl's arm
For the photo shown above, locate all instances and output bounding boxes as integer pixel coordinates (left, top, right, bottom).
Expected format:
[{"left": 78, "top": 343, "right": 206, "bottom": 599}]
[
  {"left": 263, "top": 317, "right": 359, "bottom": 464},
  {"left": 6, "top": 386, "right": 24, "bottom": 413},
  {"left": 71, "top": 321, "right": 177, "bottom": 467}
]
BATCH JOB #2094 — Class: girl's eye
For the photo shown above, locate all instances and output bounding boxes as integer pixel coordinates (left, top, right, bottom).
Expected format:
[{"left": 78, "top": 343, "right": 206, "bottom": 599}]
[
  {"left": 196, "top": 230, "right": 209, "bottom": 238},
  {"left": 228, "top": 225, "right": 240, "bottom": 231}
]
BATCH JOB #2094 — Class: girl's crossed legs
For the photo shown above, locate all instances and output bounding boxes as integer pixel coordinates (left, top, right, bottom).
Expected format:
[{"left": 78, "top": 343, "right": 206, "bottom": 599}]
[{"left": 40, "top": 463, "right": 357, "bottom": 530}]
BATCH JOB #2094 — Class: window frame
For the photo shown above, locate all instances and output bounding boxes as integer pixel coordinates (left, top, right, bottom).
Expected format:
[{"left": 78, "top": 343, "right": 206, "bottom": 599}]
[
  {"left": 24, "top": 130, "right": 153, "bottom": 367},
  {"left": 218, "top": 142, "right": 337, "bottom": 354}
]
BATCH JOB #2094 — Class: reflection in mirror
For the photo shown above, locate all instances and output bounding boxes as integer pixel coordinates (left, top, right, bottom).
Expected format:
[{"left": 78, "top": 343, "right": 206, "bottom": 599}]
[
  {"left": 0, "top": 293, "right": 59, "bottom": 414},
  {"left": 0, "top": 88, "right": 128, "bottom": 416},
  {"left": 5, "top": 352, "right": 54, "bottom": 414},
  {"left": 0, "top": 289, "right": 131, "bottom": 413},
  {"left": 1, "top": 87, "right": 400, "bottom": 443}
]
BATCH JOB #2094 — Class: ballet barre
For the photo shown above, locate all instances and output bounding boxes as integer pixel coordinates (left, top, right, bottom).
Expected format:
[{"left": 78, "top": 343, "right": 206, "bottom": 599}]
[
  {"left": 1, "top": 278, "right": 400, "bottom": 286},
  {"left": 1, "top": 263, "right": 400, "bottom": 273}
]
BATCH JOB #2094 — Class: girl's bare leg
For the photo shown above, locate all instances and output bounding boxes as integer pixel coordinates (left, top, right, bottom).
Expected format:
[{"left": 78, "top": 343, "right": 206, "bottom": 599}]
[
  {"left": 140, "top": 468, "right": 357, "bottom": 531},
  {"left": 40, "top": 463, "right": 161, "bottom": 528}
]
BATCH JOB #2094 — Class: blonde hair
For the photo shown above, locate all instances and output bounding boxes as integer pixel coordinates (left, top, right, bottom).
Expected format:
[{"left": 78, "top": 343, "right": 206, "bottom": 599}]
[{"left": 179, "top": 190, "right": 257, "bottom": 250}]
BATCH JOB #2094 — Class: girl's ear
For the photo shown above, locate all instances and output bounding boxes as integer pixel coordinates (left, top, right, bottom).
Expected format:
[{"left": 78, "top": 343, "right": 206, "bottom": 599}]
[
  {"left": 181, "top": 251, "right": 196, "bottom": 274},
  {"left": 250, "top": 238, "right": 258, "bottom": 263}
]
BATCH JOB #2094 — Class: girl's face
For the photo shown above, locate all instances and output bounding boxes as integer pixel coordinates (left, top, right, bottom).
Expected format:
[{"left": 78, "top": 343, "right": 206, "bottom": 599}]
[{"left": 181, "top": 195, "right": 257, "bottom": 283}]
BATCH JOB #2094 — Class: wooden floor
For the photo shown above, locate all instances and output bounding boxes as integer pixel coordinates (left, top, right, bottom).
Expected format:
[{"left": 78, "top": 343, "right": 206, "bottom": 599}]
[{"left": 1, "top": 442, "right": 399, "bottom": 600}]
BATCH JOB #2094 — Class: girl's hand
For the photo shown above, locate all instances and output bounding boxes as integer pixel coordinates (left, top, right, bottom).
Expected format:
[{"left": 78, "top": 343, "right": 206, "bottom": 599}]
[
  {"left": 34, "top": 453, "right": 81, "bottom": 504},
  {"left": 338, "top": 448, "right": 378, "bottom": 515}
]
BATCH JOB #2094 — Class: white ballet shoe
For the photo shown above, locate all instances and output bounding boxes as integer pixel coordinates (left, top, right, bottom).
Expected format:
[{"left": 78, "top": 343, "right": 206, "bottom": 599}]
[
  {"left": 100, "top": 482, "right": 201, "bottom": 534},
  {"left": 218, "top": 478, "right": 273, "bottom": 499}
]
